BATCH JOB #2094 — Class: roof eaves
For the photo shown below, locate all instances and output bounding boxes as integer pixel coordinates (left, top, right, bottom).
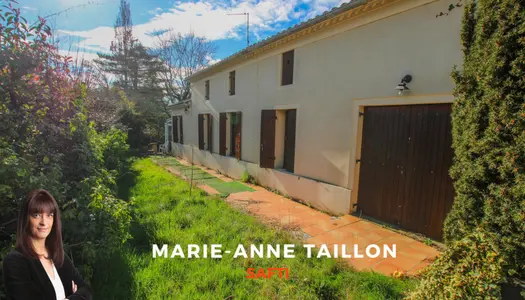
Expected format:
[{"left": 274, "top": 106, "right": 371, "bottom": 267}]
[
  {"left": 167, "top": 99, "right": 191, "bottom": 109},
  {"left": 187, "top": 0, "right": 367, "bottom": 82}
]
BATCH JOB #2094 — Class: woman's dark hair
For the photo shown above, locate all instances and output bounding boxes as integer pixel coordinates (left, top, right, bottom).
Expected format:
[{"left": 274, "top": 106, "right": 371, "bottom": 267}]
[{"left": 15, "top": 189, "right": 64, "bottom": 267}]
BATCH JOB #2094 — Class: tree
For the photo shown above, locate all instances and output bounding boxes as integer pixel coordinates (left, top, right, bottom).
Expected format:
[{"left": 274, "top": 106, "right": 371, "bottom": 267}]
[
  {"left": 0, "top": 2, "right": 132, "bottom": 294},
  {"left": 410, "top": 0, "right": 525, "bottom": 298},
  {"left": 93, "top": 0, "right": 170, "bottom": 149},
  {"left": 110, "top": 0, "right": 133, "bottom": 89},
  {"left": 154, "top": 30, "right": 216, "bottom": 104}
]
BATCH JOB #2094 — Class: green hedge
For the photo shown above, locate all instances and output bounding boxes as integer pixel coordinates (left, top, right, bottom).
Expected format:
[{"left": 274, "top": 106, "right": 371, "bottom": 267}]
[{"left": 411, "top": 0, "right": 525, "bottom": 298}]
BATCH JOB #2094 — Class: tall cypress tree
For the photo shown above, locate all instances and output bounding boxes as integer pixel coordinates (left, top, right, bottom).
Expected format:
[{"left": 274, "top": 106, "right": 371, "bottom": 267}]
[{"left": 411, "top": 0, "right": 525, "bottom": 298}]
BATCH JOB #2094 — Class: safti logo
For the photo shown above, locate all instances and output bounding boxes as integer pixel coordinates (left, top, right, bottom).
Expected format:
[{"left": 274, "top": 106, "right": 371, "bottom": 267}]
[{"left": 246, "top": 268, "right": 289, "bottom": 279}]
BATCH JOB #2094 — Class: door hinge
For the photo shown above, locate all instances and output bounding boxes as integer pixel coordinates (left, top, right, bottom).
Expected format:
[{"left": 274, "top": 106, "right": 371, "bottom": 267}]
[
  {"left": 356, "top": 159, "right": 361, "bottom": 164},
  {"left": 359, "top": 112, "right": 364, "bottom": 117}
]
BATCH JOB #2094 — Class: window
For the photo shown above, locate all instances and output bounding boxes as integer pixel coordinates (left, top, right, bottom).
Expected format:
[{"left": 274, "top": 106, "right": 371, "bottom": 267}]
[
  {"left": 172, "top": 115, "right": 183, "bottom": 144},
  {"left": 281, "top": 50, "right": 294, "bottom": 86},
  {"left": 219, "top": 112, "right": 242, "bottom": 159},
  {"left": 198, "top": 114, "right": 213, "bottom": 152},
  {"left": 260, "top": 109, "right": 296, "bottom": 172},
  {"left": 205, "top": 80, "right": 210, "bottom": 100},
  {"left": 229, "top": 71, "right": 236, "bottom": 96}
]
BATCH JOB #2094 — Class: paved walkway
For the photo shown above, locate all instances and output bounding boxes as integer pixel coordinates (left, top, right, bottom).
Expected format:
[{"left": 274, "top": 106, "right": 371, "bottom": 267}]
[
  {"left": 226, "top": 189, "right": 439, "bottom": 276},
  {"left": 154, "top": 157, "right": 440, "bottom": 276}
]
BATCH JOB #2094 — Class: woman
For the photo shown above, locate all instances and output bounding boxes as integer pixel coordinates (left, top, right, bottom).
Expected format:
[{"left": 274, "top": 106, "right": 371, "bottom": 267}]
[{"left": 3, "top": 189, "right": 92, "bottom": 300}]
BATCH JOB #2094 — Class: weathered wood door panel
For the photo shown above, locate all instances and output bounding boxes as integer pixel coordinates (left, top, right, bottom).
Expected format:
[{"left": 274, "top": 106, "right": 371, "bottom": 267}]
[
  {"left": 198, "top": 114, "right": 204, "bottom": 150},
  {"left": 284, "top": 109, "right": 297, "bottom": 173},
  {"left": 207, "top": 115, "right": 213, "bottom": 152},
  {"left": 219, "top": 113, "right": 227, "bottom": 155},
  {"left": 172, "top": 116, "right": 179, "bottom": 143},
  {"left": 260, "top": 110, "right": 276, "bottom": 168},
  {"left": 357, "top": 104, "right": 454, "bottom": 240}
]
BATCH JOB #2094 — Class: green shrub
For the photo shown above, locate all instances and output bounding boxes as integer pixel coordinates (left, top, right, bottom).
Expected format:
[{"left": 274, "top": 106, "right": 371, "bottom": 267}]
[
  {"left": 412, "top": 0, "right": 525, "bottom": 297},
  {"left": 240, "top": 170, "right": 257, "bottom": 184},
  {"left": 240, "top": 170, "right": 250, "bottom": 183},
  {"left": 409, "top": 229, "right": 506, "bottom": 299},
  {"left": 0, "top": 4, "right": 132, "bottom": 288}
]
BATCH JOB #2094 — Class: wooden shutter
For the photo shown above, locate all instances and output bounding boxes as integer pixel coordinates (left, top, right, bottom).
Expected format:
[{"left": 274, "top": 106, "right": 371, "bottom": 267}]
[
  {"left": 172, "top": 116, "right": 178, "bottom": 143},
  {"left": 284, "top": 109, "right": 297, "bottom": 173},
  {"left": 234, "top": 112, "right": 242, "bottom": 160},
  {"left": 205, "top": 80, "right": 210, "bottom": 100},
  {"left": 281, "top": 50, "right": 294, "bottom": 86},
  {"left": 198, "top": 114, "right": 204, "bottom": 150},
  {"left": 207, "top": 114, "right": 213, "bottom": 152},
  {"left": 219, "top": 113, "right": 227, "bottom": 156},
  {"left": 178, "top": 116, "right": 183, "bottom": 144},
  {"left": 260, "top": 110, "right": 276, "bottom": 168},
  {"left": 229, "top": 71, "right": 236, "bottom": 96}
]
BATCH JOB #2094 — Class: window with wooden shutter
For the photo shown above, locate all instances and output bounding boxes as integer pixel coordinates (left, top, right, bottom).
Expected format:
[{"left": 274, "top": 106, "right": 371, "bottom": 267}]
[
  {"left": 172, "top": 116, "right": 178, "bottom": 143},
  {"left": 205, "top": 80, "right": 210, "bottom": 100},
  {"left": 198, "top": 114, "right": 204, "bottom": 150},
  {"left": 260, "top": 110, "right": 277, "bottom": 168},
  {"left": 178, "top": 116, "right": 183, "bottom": 144},
  {"left": 219, "top": 113, "right": 227, "bottom": 156},
  {"left": 281, "top": 50, "right": 294, "bottom": 86},
  {"left": 232, "top": 112, "right": 241, "bottom": 160},
  {"left": 229, "top": 71, "right": 235, "bottom": 96},
  {"left": 284, "top": 109, "right": 296, "bottom": 173},
  {"left": 207, "top": 114, "right": 213, "bottom": 152}
]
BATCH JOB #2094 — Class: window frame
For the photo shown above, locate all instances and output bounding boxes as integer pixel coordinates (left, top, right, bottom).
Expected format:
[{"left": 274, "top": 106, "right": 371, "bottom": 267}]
[
  {"left": 229, "top": 71, "right": 236, "bottom": 96},
  {"left": 281, "top": 50, "right": 294, "bottom": 86},
  {"left": 205, "top": 80, "right": 210, "bottom": 100}
]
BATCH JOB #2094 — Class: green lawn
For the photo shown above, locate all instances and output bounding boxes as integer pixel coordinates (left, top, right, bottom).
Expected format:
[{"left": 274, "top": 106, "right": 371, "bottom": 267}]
[
  {"left": 92, "top": 158, "right": 415, "bottom": 299},
  {"left": 153, "top": 156, "right": 254, "bottom": 195}
]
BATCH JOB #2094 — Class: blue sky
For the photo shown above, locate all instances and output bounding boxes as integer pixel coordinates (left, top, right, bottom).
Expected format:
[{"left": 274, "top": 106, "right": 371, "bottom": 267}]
[{"left": 17, "top": 0, "right": 346, "bottom": 63}]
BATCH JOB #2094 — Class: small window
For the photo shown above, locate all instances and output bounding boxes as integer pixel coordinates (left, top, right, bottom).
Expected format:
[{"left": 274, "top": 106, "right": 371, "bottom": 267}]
[
  {"left": 172, "top": 116, "right": 183, "bottom": 144},
  {"left": 219, "top": 112, "right": 242, "bottom": 159},
  {"left": 198, "top": 114, "right": 213, "bottom": 152},
  {"left": 281, "top": 50, "right": 294, "bottom": 86},
  {"left": 229, "top": 71, "right": 236, "bottom": 96},
  {"left": 205, "top": 80, "right": 210, "bottom": 100}
]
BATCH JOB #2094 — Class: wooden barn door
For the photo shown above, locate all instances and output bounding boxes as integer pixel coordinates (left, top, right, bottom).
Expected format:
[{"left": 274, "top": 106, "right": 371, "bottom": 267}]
[{"left": 357, "top": 104, "right": 455, "bottom": 240}]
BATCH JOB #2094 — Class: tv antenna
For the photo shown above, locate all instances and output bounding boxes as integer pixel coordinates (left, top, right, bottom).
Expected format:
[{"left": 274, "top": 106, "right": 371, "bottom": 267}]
[{"left": 227, "top": 12, "right": 250, "bottom": 47}]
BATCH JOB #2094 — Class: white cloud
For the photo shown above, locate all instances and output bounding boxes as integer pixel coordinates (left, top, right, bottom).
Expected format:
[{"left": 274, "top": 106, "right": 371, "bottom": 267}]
[
  {"left": 58, "top": 27, "right": 115, "bottom": 53},
  {"left": 21, "top": 5, "right": 37, "bottom": 11},
  {"left": 59, "top": 0, "right": 302, "bottom": 53},
  {"left": 58, "top": 0, "right": 346, "bottom": 57},
  {"left": 306, "top": 0, "right": 348, "bottom": 19},
  {"left": 57, "top": 0, "right": 91, "bottom": 6},
  {"left": 59, "top": 49, "right": 99, "bottom": 62},
  {"left": 148, "top": 7, "right": 163, "bottom": 15}
]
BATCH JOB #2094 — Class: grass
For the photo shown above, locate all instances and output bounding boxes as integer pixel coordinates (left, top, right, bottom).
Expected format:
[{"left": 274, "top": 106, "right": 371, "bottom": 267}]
[
  {"left": 92, "top": 158, "right": 416, "bottom": 299},
  {"left": 153, "top": 156, "right": 254, "bottom": 194}
]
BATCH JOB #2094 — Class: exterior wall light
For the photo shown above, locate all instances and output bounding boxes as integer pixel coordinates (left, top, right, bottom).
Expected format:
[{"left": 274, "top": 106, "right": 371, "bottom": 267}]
[{"left": 395, "top": 75, "right": 412, "bottom": 95}]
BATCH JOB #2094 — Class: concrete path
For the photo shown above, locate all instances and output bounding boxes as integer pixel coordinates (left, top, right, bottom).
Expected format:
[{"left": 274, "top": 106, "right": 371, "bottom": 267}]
[
  {"left": 154, "top": 157, "right": 439, "bottom": 276},
  {"left": 226, "top": 189, "right": 439, "bottom": 276}
]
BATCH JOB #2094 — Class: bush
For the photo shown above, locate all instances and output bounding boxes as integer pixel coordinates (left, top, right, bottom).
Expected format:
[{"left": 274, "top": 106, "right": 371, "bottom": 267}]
[
  {"left": 408, "top": 229, "right": 506, "bottom": 299},
  {"left": 240, "top": 170, "right": 257, "bottom": 185},
  {"left": 0, "top": 2, "right": 132, "bottom": 292}
]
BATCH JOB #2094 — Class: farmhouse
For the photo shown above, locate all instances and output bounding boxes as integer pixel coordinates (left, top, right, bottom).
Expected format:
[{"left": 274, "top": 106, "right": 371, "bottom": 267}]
[{"left": 168, "top": 0, "right": 463, "bottom": 240}]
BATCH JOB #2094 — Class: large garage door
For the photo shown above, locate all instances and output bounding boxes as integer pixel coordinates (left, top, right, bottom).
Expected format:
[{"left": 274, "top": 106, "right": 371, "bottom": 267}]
[{"left": 357, "top": 104, "right": 455, "bottom": 240}]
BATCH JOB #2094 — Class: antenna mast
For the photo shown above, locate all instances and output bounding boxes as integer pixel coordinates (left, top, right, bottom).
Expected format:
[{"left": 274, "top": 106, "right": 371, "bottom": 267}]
[{"left": 227, "top": 12, "right": 250, "bottom": 47}]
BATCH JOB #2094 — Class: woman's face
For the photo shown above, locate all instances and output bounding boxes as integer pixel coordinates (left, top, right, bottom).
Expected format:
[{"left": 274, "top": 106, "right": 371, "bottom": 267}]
[{"left": 29, "top": 211, "right": 54, "bottom": 240}]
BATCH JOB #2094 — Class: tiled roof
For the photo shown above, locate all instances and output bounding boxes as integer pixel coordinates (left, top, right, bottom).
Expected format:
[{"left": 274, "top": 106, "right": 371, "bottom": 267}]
[{"left": 187, "top": 0, "right": 366, "bottom": 81}]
